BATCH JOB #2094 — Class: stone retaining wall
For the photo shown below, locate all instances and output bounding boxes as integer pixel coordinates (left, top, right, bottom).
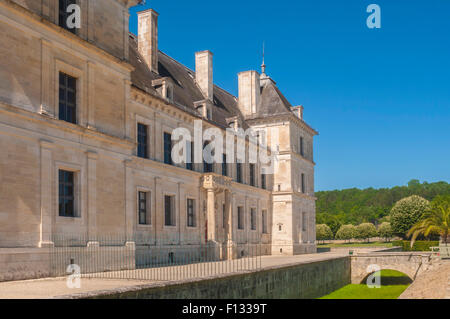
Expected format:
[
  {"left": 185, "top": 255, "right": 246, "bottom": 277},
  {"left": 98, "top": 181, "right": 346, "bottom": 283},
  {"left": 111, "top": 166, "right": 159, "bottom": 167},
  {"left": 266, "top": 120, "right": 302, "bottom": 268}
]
[{"left": 90, "top": 256, "right": 351, "bottom": 299}]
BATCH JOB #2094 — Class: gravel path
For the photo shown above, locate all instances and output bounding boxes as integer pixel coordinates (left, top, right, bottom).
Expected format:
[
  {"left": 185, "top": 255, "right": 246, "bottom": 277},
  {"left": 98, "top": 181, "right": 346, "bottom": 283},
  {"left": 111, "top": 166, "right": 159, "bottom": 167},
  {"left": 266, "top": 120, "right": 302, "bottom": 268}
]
[{"left": 399, "top": 260, "right": 450, "bottom": 299}]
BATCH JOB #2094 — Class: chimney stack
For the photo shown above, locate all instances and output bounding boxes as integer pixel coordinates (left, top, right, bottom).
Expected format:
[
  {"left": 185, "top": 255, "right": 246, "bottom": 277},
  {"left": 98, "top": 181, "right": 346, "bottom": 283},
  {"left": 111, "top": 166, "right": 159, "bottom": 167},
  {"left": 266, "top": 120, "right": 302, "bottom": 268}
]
[
  {"left": 195, "top": 51, "right": 214, "bottom": 101},
  {"left": 238, "top": 71, "right": 261, "bottom": 116},
  {"left": 138, "top": 9, "right": 159, "bottom": 74}
]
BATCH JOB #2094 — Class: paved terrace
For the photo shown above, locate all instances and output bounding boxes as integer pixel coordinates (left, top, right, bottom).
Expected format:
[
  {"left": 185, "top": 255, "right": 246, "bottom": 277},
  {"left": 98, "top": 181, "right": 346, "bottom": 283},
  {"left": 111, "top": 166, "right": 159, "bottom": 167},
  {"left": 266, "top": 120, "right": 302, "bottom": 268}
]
[{"left": 0, "top": 251, "right": 354, "bottom": 299}]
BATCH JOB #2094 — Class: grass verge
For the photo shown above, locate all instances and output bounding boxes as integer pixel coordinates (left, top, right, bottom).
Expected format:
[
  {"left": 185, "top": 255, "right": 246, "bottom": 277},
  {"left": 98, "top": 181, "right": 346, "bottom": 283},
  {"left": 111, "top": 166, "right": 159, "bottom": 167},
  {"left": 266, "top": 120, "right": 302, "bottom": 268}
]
[{"left": 319, "top": 270, "right": 411, "bottom": 299}]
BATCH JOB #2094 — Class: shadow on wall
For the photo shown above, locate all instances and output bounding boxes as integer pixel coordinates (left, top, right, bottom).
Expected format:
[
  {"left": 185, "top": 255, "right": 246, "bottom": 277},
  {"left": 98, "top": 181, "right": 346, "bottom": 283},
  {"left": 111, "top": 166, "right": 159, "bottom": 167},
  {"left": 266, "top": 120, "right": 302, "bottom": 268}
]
[{"left": 360, "top": 270, "right": 413, "bottom": 285}]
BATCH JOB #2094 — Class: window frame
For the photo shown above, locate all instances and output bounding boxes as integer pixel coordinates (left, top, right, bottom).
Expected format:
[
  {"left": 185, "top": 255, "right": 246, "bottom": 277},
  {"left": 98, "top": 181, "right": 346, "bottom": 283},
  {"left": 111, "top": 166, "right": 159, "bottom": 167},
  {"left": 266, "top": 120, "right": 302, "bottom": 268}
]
[
  {"left": 236, "top": 162, "right": 242, "bottom": 184},
  {"left": 237, "top": 206, "right": 244, "bottom": 230},
  {"left": 163, "top": 132, "right": 173, "bottom": 165},
  {"left": 250, "top": 208, "right": 257, "bottom": 231},
  {"left": 58, "top": 72, "right": 77, "bottom": 124},
  {"left": 262, "top": 209, "right": 268, "bottom": 234},
  {"left": 58, "top": 170, "right": 76, "bottom": 218},
  {"left": 164, "top": 194, "right": 176, "bottom": 227},
  {"left": 186, "top": 198, "right": 196, "bottom": 228},
  {"left": 137, "top": 190, "right": 151, "bottom": 226},
  {"left": 249, "top": 164, "right": 256, "bottom": 187},
  {"left": 137, "top": 123, "right": 149, "bottom": 159},
  {"left": 301, "top": 173, "right": 306, "bottom": 194}
]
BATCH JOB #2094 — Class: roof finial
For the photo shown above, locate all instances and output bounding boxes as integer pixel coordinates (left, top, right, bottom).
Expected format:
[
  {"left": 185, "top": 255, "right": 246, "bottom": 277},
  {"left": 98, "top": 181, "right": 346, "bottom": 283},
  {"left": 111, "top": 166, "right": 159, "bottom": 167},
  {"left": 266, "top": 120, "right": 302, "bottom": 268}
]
[{"left": 261, "top": 41, "right": 266, "bottom": 75}]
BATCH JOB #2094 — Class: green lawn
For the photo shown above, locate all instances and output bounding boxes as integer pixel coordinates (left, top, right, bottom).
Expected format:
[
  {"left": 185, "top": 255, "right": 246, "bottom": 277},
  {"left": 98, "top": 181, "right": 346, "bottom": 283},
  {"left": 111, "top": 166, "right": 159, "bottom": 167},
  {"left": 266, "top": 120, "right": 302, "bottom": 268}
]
[
  {"left": 317, "top": 241, "right": 394, "bottom": 248},
  {"left": 320, "top": 270, "right": 412, "bottom": 299}
]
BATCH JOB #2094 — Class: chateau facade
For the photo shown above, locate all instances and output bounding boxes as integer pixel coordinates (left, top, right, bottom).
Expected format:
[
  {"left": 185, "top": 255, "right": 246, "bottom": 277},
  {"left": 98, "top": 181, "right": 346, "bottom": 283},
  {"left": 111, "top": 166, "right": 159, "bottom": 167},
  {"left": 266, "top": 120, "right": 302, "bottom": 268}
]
[{"left": 0, "top": 0, "right": 317, "bottom": 271}]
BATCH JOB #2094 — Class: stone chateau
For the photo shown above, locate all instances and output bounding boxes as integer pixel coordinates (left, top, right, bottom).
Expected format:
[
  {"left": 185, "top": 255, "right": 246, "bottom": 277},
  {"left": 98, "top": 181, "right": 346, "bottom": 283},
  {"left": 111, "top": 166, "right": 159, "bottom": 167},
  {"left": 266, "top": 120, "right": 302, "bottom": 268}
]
[{"left": 0, "top": 0, "right": 318, "bottom": 275}]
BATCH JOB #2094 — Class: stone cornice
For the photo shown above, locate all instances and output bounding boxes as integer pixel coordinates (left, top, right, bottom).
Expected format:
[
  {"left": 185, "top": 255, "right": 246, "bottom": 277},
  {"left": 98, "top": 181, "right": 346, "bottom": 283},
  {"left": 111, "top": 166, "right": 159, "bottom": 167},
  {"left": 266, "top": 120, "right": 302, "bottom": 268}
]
[
  {"left": 272, "top": 191, "right": 317, "bottom": 201},
  {"left": 278, "top": 150, "right": 316, "bottom": 166},
  {"left": 0, "top": 101, "right": 134, "bottom": 149},
  {"left": 246, "top": 113, "right": 319, "bottom": 137}
]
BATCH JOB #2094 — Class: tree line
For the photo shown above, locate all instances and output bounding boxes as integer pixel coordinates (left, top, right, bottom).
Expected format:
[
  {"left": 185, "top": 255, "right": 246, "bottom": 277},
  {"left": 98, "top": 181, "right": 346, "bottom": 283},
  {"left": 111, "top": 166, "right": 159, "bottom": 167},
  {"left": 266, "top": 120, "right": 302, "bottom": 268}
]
[{"left": 316, "top": 179, "right": 450, "bottom": 236}]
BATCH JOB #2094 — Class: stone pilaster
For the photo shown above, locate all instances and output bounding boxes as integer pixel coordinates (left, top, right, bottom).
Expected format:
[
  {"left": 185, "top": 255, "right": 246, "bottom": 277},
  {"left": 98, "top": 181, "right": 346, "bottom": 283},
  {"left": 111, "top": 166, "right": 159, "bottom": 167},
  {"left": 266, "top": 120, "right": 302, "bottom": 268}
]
[
  {"left": 86, "top": 61, "right": 96, "bottom": 129},
  {"left": 206, "top": 189, "right": 216, "bottom": 242},
  {"left": 86, "top": 151, "right": 98, "bottom": 245},
  {"left": 39, "top": 140, "right": 54, "bottom": 248},
  {"left": 124, "top": 159, "right": 134, "bottom": 244},
  {"left": 39, "top": 39, "right": 53, "bottom": 117}
]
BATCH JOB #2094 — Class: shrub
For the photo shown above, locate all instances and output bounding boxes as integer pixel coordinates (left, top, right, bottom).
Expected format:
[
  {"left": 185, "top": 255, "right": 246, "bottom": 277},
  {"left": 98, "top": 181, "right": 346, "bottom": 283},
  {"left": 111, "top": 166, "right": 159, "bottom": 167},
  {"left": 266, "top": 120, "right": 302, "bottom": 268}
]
[
  {"left": 356, "top": 223, "right": 377, "bottom": 242},
  {"left": 390, "top": 195, "right": 430, "bottom": 239},
  {"left": 316, "top": 224, "right": 334, "bottom": 243},
  {"left": 335, "top": 224, "right": 357, "bottom": 242},
  {"left": 392, "top": 240, "right": 439, "bottom": 252},
  {"left": 378, "top": 222, "right": 394, "bottom": 241}
]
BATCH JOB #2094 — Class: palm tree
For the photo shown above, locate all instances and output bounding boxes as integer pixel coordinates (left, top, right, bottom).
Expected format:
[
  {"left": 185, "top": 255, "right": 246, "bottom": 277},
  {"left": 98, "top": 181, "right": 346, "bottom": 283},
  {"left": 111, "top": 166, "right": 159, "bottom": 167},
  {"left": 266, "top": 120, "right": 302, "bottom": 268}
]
[{"left": 407, "top": 203, "right": 450, "bottom": 248}]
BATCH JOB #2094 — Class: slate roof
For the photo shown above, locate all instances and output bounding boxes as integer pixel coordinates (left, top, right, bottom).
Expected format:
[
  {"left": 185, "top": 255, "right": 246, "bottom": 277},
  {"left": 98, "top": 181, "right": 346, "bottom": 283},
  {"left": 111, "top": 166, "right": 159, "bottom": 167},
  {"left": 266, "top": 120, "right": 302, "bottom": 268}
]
[{"left": 129, "top": 33, "right": 306, "bottom": 130}]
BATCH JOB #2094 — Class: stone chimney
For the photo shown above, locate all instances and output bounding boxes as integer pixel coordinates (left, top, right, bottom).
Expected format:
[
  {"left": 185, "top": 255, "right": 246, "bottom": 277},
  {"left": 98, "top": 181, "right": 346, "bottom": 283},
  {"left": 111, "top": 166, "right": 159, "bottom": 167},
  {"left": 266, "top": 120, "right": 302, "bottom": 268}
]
[
  {"left": 138, "top": 9, "right": 159, "bottom": 74},
  {"left": 195, "top": 51, "right": 214, "bottom": 101},
  {"left": 291, "top": 105, "right": 304, "bottom": 120},
  {"left": 238, "top": 71, "right": 261, "bottom": 116}
]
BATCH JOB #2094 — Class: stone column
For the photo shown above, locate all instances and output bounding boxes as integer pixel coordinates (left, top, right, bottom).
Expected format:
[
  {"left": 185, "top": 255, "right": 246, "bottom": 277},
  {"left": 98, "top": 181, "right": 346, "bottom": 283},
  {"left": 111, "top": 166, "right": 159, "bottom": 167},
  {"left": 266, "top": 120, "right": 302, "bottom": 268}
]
[
  {"left": 86, "top": 61, "right": 96, "bottom": 130},
  {"left": 124, "top": 159, "right": 135, "bottom": 246},
  {"left": 224, "top": 190, "right": 234, "bottom": 260},
  {"left": 39, "top": 140, "right": 54, "bottom": 248},
  {"left": 206, "top": 189, "right": 216, "bottom": 242},
  {"left": 153, "top": 177, "right": 160, "bottom": 244},
  {"left": 86, "top": 151, "right": 98, "bottom": 246}
]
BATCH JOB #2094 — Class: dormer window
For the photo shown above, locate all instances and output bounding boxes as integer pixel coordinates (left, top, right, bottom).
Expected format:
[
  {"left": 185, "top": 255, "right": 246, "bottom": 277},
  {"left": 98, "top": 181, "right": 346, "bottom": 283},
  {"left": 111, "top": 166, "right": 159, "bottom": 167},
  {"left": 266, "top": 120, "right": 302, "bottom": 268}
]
[
  {"left": 291, "top": 105, "right": 304, "bottom": 120},
  {"left": 152, "top": 78, "right": 174, "bottom": 103},
  {"left": 226, "top": 116, "right": 242, "bottom": 131},
  {"left": 194, "top": 100, "right": 213, "bottom": 120}
]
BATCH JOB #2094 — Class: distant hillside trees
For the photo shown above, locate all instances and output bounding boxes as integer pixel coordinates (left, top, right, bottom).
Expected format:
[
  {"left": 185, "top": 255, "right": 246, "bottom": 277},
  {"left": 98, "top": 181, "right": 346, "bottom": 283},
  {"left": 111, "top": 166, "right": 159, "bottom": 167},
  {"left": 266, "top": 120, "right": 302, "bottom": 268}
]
[
  {"left": 390, "top": 195, "right": 430, "bottom": 239},
  {"left": 316, "top": 180, "right": 449, "bottom": 227}
]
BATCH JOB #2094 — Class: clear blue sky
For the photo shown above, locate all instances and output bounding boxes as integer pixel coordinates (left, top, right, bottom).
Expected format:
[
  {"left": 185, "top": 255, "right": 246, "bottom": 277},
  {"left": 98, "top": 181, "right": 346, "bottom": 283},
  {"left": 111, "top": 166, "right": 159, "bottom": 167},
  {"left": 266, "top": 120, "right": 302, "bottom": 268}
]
[{"left": 129, "top": 0, "right": 450, "bottom": 191}]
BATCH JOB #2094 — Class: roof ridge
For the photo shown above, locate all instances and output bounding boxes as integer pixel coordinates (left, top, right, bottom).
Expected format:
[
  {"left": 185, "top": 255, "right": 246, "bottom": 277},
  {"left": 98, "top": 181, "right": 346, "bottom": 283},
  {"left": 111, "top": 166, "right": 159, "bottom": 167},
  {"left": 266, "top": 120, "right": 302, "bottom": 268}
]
[{"left": 129, "top": 33, "right": 237, "bottom": 100}]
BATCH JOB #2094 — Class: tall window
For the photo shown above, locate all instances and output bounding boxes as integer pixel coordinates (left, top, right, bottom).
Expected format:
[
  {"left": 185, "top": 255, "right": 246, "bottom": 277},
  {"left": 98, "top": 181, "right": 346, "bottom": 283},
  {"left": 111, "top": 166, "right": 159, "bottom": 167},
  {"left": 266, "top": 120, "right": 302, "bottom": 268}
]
[
  {"left": 237, "top": 206, "right": 244, "bottom": 230},
  {"left": 250, "top": 208, "right": 256, "bottom": 230},
  {"left": 164, "top": 132, "right": 172, "bottom": 165},
  {"left": 138, "top": 191, "right": 150, "bottom": 225},
  {"left": 262, "top": 210, "right": 268, "bottom": 234},
  {"left": 186, "top": 141, "right": 194, "bottom": 171},
  {"left": 59, "top": 0, "right": 77, "bottom": 33},
  {"left": 137, "top": 124, "right": 148, "bottom": 159},
  {"left": 187, "top": 199, "right": 195, "bottom": 227},
  {"left": 300, "top": 137, "right": 304, "bottom": 157},
  {"left": 59, "top": 170, "right": 75, "bottom": 217},
  {"left": 203, "top": 141, "right": 213, "bottom": 173},
  {"left": 236, "top": 162, "right": 242, "bottom": 183},
  {"left": 261, "top": 173, "right": 266, "bottom": 190},
  {"left": 301, "top": 173, "right": 306, "bottom": 194},
  {"left": 59, "top": 72, "right": 77, "bottom": 124},
  {"left": 302, "top": 212, "right": 307, "bottom": 232},
  {"left": 249, "top": 164, "right": 256, "bottom": 187},
  {"left": 164, "top": 195, "right": 175, "bottom": 226},
  {"left": 222, "top": 154, "right": 227, "bottom": 176}
]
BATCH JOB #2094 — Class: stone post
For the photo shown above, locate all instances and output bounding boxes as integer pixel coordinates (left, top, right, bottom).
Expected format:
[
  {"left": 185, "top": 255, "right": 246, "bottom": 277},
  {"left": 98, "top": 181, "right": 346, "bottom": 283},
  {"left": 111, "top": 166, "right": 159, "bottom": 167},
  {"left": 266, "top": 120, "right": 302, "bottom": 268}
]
[
  {"left": 86, "top": 151, "right": 98, "bottom": 246},
  {"left": 39, "top": 140, "right": 54, "bottom": 248}
]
